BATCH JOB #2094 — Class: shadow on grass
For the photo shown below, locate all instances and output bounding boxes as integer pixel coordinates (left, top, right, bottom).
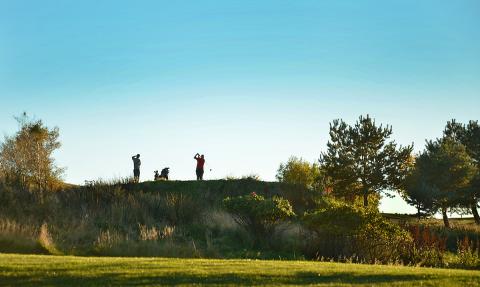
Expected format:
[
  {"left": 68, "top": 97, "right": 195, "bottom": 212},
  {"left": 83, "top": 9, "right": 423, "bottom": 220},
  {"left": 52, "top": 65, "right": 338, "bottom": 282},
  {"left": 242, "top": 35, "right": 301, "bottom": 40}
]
[{"left": 0, "top": 271, "right": 442, "bottom": 286}]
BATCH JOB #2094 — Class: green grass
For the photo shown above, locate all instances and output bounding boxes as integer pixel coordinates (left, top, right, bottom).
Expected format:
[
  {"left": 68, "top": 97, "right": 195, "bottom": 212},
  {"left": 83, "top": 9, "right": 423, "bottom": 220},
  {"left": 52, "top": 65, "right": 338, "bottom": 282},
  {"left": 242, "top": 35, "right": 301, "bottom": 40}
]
[{"left": 1, "top": 253, "right": 480, "bottom": 286}]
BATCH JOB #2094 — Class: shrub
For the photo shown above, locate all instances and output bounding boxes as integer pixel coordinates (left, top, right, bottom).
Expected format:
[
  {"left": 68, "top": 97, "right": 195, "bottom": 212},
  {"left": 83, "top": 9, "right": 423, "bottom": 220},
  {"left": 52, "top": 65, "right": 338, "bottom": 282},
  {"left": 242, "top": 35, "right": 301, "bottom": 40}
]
[
  {"left": 302, "top": 199, "right": 412, "bottom": 263},
  {"left": 241, "top": 174, "right": 261, "bottom": 181},
  {"left": 404, "top": 225, "right": 447, "bottom": 267},
  {"left": 159, "top": 192, "right": 204, "bottom": 225},
  {"left": 355, "top": 211, "right": 412, "bottom": 263},
  {"left": 276, "top": 156, "right": 322, "bottom": 190},
  {"left": 280, "top": 183, "right": 323, "bottom": 214},
  {"left": 223, "top": 192, "right": 295, "bottom": 247},
  {"left": 455, "top": 236, "right": 480, "bottom": 269}
]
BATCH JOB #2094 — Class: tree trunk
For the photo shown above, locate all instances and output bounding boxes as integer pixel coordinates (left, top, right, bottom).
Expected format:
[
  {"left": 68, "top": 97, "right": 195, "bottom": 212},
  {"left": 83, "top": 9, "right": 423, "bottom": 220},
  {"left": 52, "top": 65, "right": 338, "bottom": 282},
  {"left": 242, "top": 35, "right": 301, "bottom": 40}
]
[
  {"left": 441, "top": 207, "right": 450, "bottom": 228},
  {"left": 363, "top": 193, "right": 368, "bottom": 207},
  {"left": 471, "top": 204, "right": 480, "bottom": 225}
]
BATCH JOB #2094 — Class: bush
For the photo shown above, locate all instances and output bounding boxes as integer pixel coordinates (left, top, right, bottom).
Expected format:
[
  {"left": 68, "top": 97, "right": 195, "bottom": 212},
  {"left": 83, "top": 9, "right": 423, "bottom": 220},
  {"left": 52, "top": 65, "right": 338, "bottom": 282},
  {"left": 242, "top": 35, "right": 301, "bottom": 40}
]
[
  {"left": 404, "top": 225, "right": 447, "bottom": 267},
  {"left": 302, "top": 199, "right": 412, "bottom": 263},
  {"left": 454, "top": 236, "right": 480, "bottom": 269},
  {"left": 276, "top": 156, "right": 322, "bottom": 190},
  {"left": 278, "top": 184, "right": 315, "bottom": 215},
  {"left": 158, "top": 192, "right": 204, "bottom": 225},
  {"left": 223, "top": 192, "right": 295, "bottom": 247}
]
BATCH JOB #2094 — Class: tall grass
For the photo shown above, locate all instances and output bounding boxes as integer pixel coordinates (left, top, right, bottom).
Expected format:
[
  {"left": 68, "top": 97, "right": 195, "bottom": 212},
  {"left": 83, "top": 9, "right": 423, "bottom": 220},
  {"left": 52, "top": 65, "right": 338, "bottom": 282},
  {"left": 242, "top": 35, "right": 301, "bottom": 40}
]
[
  {"left": 1, "top": 179, "right": 480, "bottom": 269},
  {"left": 0, "top": 179, "right": 294, "bottom": 258},
  {"left": 0, "top": 219, "right": 45, "bottom": 254}
]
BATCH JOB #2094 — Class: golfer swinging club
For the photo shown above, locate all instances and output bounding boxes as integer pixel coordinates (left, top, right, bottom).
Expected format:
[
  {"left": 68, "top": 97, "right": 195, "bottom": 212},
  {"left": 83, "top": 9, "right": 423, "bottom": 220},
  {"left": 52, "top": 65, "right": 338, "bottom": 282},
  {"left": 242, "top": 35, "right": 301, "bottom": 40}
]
[
  {"left": 194, "top": 153, "right": 205, "bottom": 180},
  {"left": 132, "top": 154, "right": 141, "bottom": 183}
]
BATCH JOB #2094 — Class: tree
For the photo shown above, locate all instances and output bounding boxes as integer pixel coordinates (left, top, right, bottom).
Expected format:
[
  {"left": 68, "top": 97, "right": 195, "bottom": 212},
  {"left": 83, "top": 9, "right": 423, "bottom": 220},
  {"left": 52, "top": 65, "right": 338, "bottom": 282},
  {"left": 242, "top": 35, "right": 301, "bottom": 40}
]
[
  {"left": 0, "top": 113, "right": 64, "bottom": 195},
  {"left": 405, "top": 139, "right": 477, "bottom": 228},
  {"left": 276, "top": 156, "right": 322, "bottom": 190},
  {"left": 320, "top": 115, "right": 413, "bottom": 207},
  {"left": 443, "top": 120, "right": 480, "bottom": 224},
  {"left": 471, "top": 173, "right": 480, "bottom": 222},
  {"left": 401, "top": 170, "right": 436, "bottom": 218}
]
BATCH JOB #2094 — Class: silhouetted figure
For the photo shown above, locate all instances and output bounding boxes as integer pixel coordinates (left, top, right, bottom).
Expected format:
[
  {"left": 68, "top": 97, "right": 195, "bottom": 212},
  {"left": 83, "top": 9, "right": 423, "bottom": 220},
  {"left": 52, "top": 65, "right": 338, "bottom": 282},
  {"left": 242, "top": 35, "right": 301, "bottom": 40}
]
[
  {"left": 194, "top": 153, "right": 205, "bottom": 180},
  {"left": 154, "top": 168, "right": 169, "bottom": 181},
  {"left": 132, "top": 154, "right": 141, "bottom": 183},
  {"left": 160, "top": 167, "right": 169, "bottom": 180}
]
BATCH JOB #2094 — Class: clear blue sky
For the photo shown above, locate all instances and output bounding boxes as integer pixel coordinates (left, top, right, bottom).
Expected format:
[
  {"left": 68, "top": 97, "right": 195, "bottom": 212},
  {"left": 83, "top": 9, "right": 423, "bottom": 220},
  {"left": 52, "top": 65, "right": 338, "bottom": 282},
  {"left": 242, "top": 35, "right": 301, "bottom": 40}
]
[{"left": 1, "top": 0, "right": 479, "bottom": 214}]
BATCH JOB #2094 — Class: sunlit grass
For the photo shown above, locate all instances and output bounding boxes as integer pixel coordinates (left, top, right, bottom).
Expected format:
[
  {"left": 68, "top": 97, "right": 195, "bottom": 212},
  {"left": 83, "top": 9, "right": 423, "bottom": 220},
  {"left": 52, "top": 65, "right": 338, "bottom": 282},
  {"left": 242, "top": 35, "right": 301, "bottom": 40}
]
[{"left": 1, "top": 253, "right": 480, "bottom": 286}]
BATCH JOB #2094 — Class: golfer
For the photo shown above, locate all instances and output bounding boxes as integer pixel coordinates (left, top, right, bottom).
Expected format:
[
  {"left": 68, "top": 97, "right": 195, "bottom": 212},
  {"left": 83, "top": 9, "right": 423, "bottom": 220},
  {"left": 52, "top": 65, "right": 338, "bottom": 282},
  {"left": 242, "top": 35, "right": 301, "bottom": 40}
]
[
  {"left": 132, "top": 154, "right": 141, "bottom": 183},
  {"left": 193, "top": 153, "right": 205, "bottom": 180}
]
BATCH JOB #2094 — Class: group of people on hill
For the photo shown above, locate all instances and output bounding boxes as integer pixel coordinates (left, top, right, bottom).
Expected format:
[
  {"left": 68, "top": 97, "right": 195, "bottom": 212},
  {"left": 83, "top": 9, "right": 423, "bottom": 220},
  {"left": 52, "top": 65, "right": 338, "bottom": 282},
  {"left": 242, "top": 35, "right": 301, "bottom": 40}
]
[{"left": 131, "top": 153, "right": 205, "bottom": 183}]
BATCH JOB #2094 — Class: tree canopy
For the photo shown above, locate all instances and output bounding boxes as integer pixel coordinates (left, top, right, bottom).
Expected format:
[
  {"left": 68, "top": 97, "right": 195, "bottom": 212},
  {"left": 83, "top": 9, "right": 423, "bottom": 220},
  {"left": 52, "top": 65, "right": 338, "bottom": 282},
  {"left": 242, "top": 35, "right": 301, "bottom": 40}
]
[
  {"left": 276, "top": 156, "right": 323, "bottom": 191},
  {"left": 405, "top": 139, "right": 477, "bottom": 227},
  {"left": 320, "top": 115, "right": 413, "bottom": 207},
  {"left": 443, "top": 120, "right": 480, "bottom": 224}
]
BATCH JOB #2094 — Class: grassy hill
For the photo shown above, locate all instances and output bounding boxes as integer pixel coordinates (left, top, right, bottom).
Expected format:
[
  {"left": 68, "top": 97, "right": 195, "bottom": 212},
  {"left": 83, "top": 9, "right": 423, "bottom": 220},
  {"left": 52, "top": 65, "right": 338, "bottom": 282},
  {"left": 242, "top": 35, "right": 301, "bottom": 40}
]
[
  {"left": 1, "top": 179, "right": 479, "bottom": 267},
  {"left": 133, "top": 179, "right": 283, "bottom": 194},
  {"left": 1, "top": 253, "right": 480, "bottom": 286},
  {"left": 0, "top": 179, "right": 315, "bottom": 258},
  {"left": 123, "top": 179, "right": 302, "bottom": 202}
]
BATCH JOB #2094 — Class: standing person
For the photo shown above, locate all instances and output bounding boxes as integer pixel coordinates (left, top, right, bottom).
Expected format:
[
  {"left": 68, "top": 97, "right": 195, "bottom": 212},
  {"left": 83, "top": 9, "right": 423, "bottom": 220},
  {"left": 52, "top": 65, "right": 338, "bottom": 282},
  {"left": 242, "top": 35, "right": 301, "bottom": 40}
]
[
  {"left": 194, "top": 153, "right": 205, "bottom": 180},
  {"left": 132, "top": 154, "right": 141, "bottom": 183}
]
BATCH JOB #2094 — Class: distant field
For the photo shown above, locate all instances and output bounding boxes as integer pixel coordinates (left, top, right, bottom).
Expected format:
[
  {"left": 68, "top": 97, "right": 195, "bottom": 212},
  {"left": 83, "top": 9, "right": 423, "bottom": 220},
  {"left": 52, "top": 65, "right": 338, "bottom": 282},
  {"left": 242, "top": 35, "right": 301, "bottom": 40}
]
[
  {"left": 1, "top": 254, "right": 480, "bottom": 286},
  {"left": 382, "top": 213, "right": 479, "bottom": 229},
  {"left": 383, "top": 213, "right": 476, "bottom": 222}
]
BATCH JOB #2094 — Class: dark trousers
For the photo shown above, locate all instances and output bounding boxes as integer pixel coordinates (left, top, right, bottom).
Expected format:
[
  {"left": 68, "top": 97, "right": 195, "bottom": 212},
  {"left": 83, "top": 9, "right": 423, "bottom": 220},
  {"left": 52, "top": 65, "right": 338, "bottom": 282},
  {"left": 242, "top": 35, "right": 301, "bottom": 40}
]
[
  {"left": 196, "top": 168, "right": 204, "bottom": 180},
  {"left": 133, "top": 168, "right": 140, "bottom": 182}
]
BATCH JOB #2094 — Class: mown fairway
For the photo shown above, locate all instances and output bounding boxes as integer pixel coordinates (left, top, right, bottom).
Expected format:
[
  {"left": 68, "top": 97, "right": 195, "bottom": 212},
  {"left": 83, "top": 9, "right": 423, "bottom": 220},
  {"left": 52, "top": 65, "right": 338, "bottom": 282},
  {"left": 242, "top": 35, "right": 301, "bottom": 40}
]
[{"left": 1, "top": 254, "right": 480, "bottom": 286}]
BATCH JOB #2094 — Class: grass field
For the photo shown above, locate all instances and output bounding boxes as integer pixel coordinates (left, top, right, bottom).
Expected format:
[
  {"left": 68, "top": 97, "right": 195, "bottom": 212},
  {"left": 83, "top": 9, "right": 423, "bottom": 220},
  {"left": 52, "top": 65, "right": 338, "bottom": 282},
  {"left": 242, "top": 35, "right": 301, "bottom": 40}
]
[{"left": 1, "top": 254, "right": 480, "bottom": 286}]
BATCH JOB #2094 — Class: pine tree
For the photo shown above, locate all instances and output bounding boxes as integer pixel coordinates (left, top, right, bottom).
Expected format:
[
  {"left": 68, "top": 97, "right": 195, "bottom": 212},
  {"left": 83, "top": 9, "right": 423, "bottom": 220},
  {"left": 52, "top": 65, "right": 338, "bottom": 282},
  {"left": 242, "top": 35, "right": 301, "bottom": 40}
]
[
  {"left": 401, "top": 171, "right": 436, "bottom": 218},
  {"left": 443, "top": 119, "right": 480, "bottom": 224},
  {"left": 405, "top": 139, "right": 477, "bottom": 228},
  {"left": 320, "top": 115, "right": 413, "bottom": 207}
]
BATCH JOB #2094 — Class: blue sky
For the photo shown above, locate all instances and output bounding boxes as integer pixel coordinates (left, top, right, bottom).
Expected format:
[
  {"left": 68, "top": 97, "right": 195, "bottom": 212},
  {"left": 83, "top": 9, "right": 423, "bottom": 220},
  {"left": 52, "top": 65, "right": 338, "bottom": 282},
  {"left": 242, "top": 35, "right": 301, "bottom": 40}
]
[{"left": 1, "top": 0, "right": 479, "bottom": 214}]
